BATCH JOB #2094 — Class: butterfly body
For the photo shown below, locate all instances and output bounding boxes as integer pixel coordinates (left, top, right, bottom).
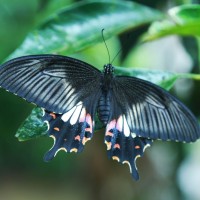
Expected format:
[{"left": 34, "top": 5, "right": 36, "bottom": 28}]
[
  {"left": 0, "top": 54, "right": 199, "bottom": 180},
  {"left": 97, "top": 64, "right": 115, "bottom": 124}
]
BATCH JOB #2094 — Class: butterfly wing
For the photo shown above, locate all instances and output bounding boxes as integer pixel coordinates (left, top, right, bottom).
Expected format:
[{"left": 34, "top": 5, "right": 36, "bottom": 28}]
[
  {"left": 0, "top": 55, "right": 102, "bottom": 160},
  {"left": 43, "top": 91, "right": 101, "bottom": 161},
  {"left": 105, "top": 120, "right": 152, "bottom": 180},
  {"left": 105, "top": 75, "right": 199, "bottom": 180},
  {"left": 0, "top": 55, "right": 101, "bottom": 113},
  {"left": 104, "top": 95, "right": 152, "bottom": 180},
  {"left": 112, "top": 76, "right": 200, "bottom": 142}
]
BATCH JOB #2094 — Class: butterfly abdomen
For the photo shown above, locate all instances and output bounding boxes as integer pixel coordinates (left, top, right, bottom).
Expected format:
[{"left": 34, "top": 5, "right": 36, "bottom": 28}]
[{"left": 98, "top": 94, "right": 111, "bottom": 125}]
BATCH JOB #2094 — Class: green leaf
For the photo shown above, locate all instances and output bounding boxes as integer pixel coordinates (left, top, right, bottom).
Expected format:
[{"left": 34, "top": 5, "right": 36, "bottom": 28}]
[
  {"left": 15, "top": 107, "right": 47, "bottom": 141},
  {"left": 169, "top": 4, "right": 200, "bottom": 24},
  {"left": 15, "top": 68, "right": 200, "bottom": 141},
  {"left": 8, "top": 0, "right": 163, "bottom": 59},
  {"left": 142, "top": 4, "right": 200, "bottom": 41},
  {"left": 115, "top": 67, "right": 200, "bottom": 90}
]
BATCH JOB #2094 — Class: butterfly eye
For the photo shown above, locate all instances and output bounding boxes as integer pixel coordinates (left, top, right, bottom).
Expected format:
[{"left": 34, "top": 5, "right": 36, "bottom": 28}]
[{"left": 103, "top": 65, "right": 107, "bottom": 72}]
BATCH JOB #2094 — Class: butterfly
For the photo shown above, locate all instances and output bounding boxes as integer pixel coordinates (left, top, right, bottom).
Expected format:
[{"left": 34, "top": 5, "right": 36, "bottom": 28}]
[{"left": 0, "top": 54, "right": 199, "bottom": 180}]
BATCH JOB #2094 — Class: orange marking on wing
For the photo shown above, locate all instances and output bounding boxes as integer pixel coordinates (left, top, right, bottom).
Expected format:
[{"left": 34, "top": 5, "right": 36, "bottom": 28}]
[
  {"left": 135, "top": 145, "right": 140, "bottom": 149},
  {"left": 85, "top": 127, "right": 92, "bottom": 132},
  {"left": 70, "top": 148, "right": 78, "bottom": 153},
  {"left": 82, "top": 137, "right": 91, "bottom": 145},
  {"left": 50, "top": 113, "right": 56, "bottom": 119},
  {"left": 106, "top": 131, "right": 113, "bottom": 137},
  {"left": 75, "top": 135, "right": 81, "bottom": 141},
  {"left": 54, "top": 127, "right": 60, "bottom": 131},
  {"left": 112, "top": 156, "right": 120, "bottom": 162},
  {"left": 105, "top": 141, "right": 112, "bottom": 150},
  {"left": 114, "top": 144, "right": 120, "bottom": 149}
]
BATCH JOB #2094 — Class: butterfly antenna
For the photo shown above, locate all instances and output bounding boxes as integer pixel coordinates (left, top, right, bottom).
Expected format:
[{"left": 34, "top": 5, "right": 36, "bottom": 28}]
[
  {"left": 111, "top": 33, "right": 130, "bottom": 64},
  {"left": 102, "top": 29, "right": 111, "bottom": 64},
  {"left": 111, "top": 48, "right": 122, "bottom": 65}
]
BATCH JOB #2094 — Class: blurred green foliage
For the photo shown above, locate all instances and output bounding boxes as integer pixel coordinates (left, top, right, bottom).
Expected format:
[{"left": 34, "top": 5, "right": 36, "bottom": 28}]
[{"left": 0, "top": 0, "right": 200, "bottom": 200}]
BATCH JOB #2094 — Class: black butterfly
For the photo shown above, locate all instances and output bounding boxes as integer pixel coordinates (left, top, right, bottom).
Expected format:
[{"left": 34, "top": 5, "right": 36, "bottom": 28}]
[{"left": 0, "top": 54, "right": 199, "bottom": 180}]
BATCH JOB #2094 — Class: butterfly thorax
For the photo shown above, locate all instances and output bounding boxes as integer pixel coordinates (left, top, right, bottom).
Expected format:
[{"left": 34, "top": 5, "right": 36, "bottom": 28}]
[
  {"left": 101, "top": 64, "right": 114, "bottom": 91},
  {"left": 97, "top": 64, "right": 114, "bottom": 125}
]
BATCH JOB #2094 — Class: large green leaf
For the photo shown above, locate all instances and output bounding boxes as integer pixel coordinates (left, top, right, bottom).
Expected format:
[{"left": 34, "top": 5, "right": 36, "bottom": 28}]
[
  {"left": 115, "top": 67, "right": 200, "bottom": 90},
  {"left": 8, "top": 0, "right": 163, "bottom": 59},
  {"left": 15, "top": 68, "right": 200, "bottom": 141},
  {"left": 142, "top": 4, "right": 200, "bottom": 41}
]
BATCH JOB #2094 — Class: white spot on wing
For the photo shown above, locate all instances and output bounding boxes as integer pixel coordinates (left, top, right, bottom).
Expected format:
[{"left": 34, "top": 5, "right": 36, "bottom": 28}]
[
  {"left": 116, "top": 116, "right": 123, "bottom": 132},
  {"left": 123, "top": 115, "right": 130, "bottom": 137},
  {"left": 61, "top": 101, "right": 83, "bottom": 123},
  {"left": 131, "top": 132, "right": 137, "bottom": 138},
  {"left": 61, "top": 106, "right": 76, "bottom": 122},
  {"left": 79, "top": 107, "right": 86, "bottom": 122},
  {"left": 76, "top": 101, "right": 82, "bottom": 106},
  {"left": 106, "top": 119, "right": 116, "bottom": 133},
  {"left": 70, "top": 103, "right": 83, "bottom": 125}
]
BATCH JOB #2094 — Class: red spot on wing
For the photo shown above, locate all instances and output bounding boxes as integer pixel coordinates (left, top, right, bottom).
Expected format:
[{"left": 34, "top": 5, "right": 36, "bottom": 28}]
[
  {"left": 50, "top": 113, "right": 56, "bottom": 119},
  {"left": 82, "top": 137, "right": 91, "bottom": 145},
  {"left": 114, "top": 144, "right": 120, "bottom": 149},
  {"left": 106, "top": 131, "right": 113, "bottom": 137},
  {"left": 54, "top": 127, "right": 60, "bottom": 131},
  {"left": 75, "top": 135, "right": 81, "bottom": 141},
  {"left": 135, "top": 145, "right": 140, "bottom": 149}
]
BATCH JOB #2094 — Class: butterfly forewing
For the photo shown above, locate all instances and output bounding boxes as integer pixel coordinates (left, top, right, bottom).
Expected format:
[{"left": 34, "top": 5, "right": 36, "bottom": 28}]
[
  {"left": 0, "top": 55, "right": 101, "bottom": 114},
  {"left": 112, "top": 76, "right": 200, "bottom": 142}
]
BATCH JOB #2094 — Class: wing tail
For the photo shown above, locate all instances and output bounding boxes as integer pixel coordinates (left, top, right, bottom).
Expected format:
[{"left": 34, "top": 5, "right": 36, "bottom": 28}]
[{"left": 105, "top": 117, "right": 152, "bottom": 180}]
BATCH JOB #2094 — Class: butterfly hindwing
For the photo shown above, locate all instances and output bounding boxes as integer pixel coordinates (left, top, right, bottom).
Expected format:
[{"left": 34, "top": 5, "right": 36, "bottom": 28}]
[
  {"left": 43, "top": 91, "right": 101, "bottom": 161},
  {"left": 104, "top": 102, "right": 152, "bottom": 180},
  {"left": 0, "top": 55, "right": 101, "bottom": 113},
  {"left": 112, "top": 76, "right": 200, "bottom": 142}
]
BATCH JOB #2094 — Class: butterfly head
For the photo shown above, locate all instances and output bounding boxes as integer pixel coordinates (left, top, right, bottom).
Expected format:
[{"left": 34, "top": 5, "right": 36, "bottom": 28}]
[{"left": 103, "top": 64, "right": 114, "bottom": 75}]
